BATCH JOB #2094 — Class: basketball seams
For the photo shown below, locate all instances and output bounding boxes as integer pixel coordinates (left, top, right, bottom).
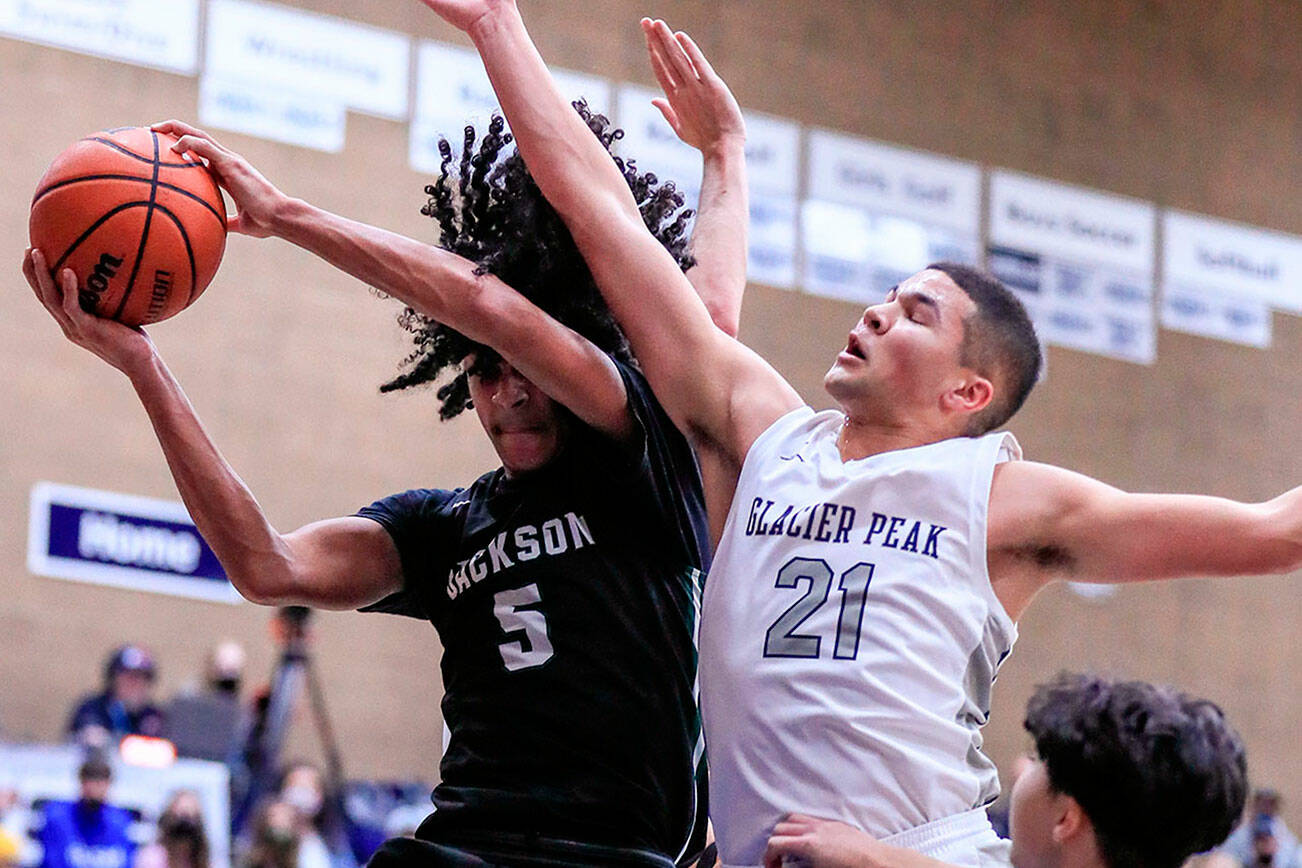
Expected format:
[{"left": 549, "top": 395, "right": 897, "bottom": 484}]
[
  {"left": 85, "top": 136, "right": 205, "bottom": 169},
  {"left": 151, "top": 204, "right": 199, "bottom": 311},
  {"left": 32, "top": 175, "right": 226, "bottom": 230},
  {"left": 113, "top": 132, "right": 163, "bottom": 320},
  {"left": 51, "top": 202, "right": 151, "bottom": 275}
]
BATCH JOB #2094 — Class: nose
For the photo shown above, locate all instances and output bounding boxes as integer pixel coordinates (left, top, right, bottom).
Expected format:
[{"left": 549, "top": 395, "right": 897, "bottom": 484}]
[
  {"left": 862, "top": 304, "right": 890, "bottom": 334},
  {"left": 491, "top": 368, "right": 530, "bottom": 409}
]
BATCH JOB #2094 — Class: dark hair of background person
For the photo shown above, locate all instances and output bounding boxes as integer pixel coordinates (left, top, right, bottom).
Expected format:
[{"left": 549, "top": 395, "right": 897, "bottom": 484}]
[
  {"left": 1025, "top": 672, "right": 1248, "bottom": 868},
  {"left": 380, "top": 101, "right": 697, "bottom": 420},
  {"left": 926, "top": 261, "right": 1041, "bottom": 435}
]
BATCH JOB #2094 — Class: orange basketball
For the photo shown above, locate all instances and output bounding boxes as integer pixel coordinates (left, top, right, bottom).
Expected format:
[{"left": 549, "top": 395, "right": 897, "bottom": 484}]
[{"left": 29, "top": 127, "right": 227, "bottom": 326}]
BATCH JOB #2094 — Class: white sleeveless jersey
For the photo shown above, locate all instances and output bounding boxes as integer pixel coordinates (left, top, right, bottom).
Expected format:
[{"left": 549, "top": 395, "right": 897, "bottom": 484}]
[{"left": 700, "top": 407, "right": 1021, "bottom": 867}]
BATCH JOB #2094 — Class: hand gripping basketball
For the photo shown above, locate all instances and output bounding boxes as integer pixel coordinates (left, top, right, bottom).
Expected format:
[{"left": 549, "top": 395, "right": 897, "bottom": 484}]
[
  {"left": 28, "top": 126, "right": 228, "bottom": 325},
  {"left": 151, "top": 120, "right": 288, "bottom": 240}
]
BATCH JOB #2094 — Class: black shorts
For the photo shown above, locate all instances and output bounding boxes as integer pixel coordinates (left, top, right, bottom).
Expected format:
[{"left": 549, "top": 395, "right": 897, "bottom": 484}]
[{"left": 366, "top": 832, "right": 678, "bottom": 868}]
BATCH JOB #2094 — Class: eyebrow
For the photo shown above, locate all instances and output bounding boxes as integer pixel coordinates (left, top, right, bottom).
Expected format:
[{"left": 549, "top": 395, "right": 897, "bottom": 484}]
[{"left": 899, "top": 288, "right": 942, "bottom": 319}]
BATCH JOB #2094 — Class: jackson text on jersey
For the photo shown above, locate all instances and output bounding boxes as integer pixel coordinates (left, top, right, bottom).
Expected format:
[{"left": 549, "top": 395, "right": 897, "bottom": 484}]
[{"left": 446, "top": 511, "right": 595, "bottom": 600}]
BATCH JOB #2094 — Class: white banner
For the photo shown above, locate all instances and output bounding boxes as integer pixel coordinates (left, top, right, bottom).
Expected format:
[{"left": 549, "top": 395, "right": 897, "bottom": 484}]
[
  {"left": 806, "top": 130, "right": 981, "bottom": 234},
  {"left": 205, "top": 0, "right": 409, "bottom": 120},
  {"left": 988, "top": 173, "right": 1156, "bottom": 364},
  {"left": 1161, "top": 284, "right": 1271, "bottom": 348},
  {"left": 0, "top": 0, "right": 199, "bottom": 73},
  {"left": 989, "top": 171, "right": 1155, "bottom": 272},
  {"left": 199, "top": 76, "right": 345, "bottom": 153},
  {"left": 615, "top": 85, "right": 703, "bottom": 197},
  {"left": 1164, "top": 210, "right": 1302, "bottom": 313},
  {"left": 411, "top": 40, "right": 612, "bottom": 174}
]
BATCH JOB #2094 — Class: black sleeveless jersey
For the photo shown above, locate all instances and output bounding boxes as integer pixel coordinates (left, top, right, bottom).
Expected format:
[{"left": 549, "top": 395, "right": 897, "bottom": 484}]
[{"left": 358, "top": 359, "right": 710, "bottom": 864}]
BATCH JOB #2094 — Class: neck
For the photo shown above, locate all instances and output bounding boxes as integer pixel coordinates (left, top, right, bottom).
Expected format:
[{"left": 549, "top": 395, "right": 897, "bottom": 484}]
[{"left": 835, "top": 414, "right": 952, "bottom": 462}]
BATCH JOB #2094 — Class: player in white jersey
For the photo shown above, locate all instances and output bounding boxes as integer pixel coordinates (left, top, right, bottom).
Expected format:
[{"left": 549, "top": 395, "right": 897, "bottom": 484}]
[
  {"left": 762, "top": 673, "right": 1248, "bottom": 868},
  {"left": 409, "top": 1, "right": 1302, "bottom": 866}
]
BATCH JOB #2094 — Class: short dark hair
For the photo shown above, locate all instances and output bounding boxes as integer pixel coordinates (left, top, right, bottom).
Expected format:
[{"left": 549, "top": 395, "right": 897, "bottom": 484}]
[
  {"left": 1025, "top": 673, "right": 1247, "bottom": 868},
  {"left": 79, "top": 751, "right": 112, "bottom": 782},
  {"left": 927, "top": 262, "right": 1040, "bottom": 434},
  {"left": 381, "top": 103, "right": 695, "bottom": 420}
]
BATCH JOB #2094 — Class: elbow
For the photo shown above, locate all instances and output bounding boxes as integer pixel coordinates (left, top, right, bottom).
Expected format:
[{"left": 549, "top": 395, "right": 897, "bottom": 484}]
[{"left": 705, "top": 299, "right": 741, "bottom": 339}]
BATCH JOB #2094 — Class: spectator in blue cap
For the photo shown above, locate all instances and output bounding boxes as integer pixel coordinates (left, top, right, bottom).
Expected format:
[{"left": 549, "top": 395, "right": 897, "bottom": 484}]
[{"left": 67, "top": 645, "right": 166, "bottom": 747}]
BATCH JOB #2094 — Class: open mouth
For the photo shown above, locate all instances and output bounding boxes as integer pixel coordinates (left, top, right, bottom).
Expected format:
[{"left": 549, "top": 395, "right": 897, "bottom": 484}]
[{"left": 845, "top": 332, "right": 866, "bottom": 359}]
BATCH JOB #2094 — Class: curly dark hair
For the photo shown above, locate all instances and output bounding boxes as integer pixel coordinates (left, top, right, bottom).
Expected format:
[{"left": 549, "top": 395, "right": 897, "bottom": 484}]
[
  {"left": 1024, "top": 672, "right": 1247, "bottom": 868},
  {"left": 381, "top": 102, "right": 696, "bottom": 420}
]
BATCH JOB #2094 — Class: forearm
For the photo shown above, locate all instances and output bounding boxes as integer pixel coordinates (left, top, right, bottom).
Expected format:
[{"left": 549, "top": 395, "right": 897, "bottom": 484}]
[
  {"left": 687, "top": 140, "right": 748, "bottom": 336},
  {"left": 467, "top": 7, "right": 638, "bottom": 223},
  {"left": 269, "top": 198, "right": 497, "bottom": 335},
  {"left": 123, "top": 352, "right": 295, "bottom": 603}
]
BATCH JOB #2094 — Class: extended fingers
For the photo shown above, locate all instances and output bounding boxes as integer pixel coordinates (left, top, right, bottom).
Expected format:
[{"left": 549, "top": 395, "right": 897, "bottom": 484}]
[
  {"left": 652, "top": 19, "right": 699, "bottom": 83},
  {"left": 675, "top": 30, "right": 717, "bottom": 81},
  {"left": 152, "top": 118, "right": 213, "bottom": 141},
  {"left": 645, "top": 23, "right": 679, "bottom": 92}
]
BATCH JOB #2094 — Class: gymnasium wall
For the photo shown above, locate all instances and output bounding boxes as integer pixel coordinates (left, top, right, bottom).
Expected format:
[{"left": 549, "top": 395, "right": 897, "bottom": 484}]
[{"left": 3, "top": 0, "right": 1300, "bottom": 813}]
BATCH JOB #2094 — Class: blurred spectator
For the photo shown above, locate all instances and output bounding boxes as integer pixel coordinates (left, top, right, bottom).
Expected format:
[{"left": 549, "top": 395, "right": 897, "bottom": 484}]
[
  {"left": 134, "top": 791, "right": 209, "bottom": 868},
  {"left": 241, "top": 802, "right": 298, "bottom": 868},
  {"left": 168, "top": 642, "right": 246, "bottom": 762},
  {"left": 277, "top": 763, "right": 353, "bottom": 868},
  {"left": 1222, "top": 788, "right": 1300, "bottom": 868},
  {"left": 38, "top": 753, "right": 135, "bottom": 868},
  {"left": 67, "top": 646, "right": 166, "bottom": 748}
]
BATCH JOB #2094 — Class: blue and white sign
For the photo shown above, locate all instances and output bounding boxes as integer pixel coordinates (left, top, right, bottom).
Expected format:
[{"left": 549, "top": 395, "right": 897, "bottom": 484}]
[
  {"left": 205, "top": 0, "right": 410, "bottom": 120},
  {"left": 0, "top": 0, "right": 200, "bottom": 74},
  {"left": 28, "top": 482, "right": 239, "bottom": 604},
  {"left": 410, "top": 39, "right": 612, "bottom": 174},
  {"left": 988, "top": 171, "right": 1157, "bottom": 365},
  {"left": 199, "top": 76, "right": 346, "bottom": 153},
  {"left": 802, "top": 130, "right": 981, "bottom": 304}
]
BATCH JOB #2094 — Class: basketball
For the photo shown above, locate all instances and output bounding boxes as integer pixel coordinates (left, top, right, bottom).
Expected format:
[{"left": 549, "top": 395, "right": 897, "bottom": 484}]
[{"left": 29, "top": 126, "right": 228, "bottom": 326}]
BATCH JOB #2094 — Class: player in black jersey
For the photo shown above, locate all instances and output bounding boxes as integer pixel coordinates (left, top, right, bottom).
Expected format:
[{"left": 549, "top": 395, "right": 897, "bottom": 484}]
[{"left": 24, "top": 24, "right": 748, "bottom": 868}]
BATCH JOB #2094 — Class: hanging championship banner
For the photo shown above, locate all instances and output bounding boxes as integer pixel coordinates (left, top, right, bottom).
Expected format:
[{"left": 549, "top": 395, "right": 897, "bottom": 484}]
[
  {"left": 802, "top": 130, "right": 981, "bottom": 304},
  {"left": 988, "top": 171, "right": 1157, "bottom": 364}
]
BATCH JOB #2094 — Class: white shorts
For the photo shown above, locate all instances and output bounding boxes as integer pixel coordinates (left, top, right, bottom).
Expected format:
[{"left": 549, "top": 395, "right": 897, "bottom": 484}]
[
  {"left": 882, "top": 808, "right": 1010, "bottom": 868},
  {"left": 722, "top": 809, "right": 1011, "bottom": 868}
]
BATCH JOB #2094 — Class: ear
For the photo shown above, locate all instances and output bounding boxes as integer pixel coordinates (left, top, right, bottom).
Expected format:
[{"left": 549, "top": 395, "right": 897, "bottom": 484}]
[
  {"left": 1051, "top": 796, "right": 1092, "bottom": 847},
  {"left": 941, "top": 373, "right": 994, "bottom": 416}
]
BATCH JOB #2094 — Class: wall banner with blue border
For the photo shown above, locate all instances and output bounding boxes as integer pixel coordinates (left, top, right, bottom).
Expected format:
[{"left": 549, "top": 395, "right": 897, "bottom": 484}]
[{"left": 27, "top": 482, "right": 240, "bottom": 604}]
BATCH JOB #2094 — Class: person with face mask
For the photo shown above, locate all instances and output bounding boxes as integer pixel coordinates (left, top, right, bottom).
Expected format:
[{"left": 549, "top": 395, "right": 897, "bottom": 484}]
[
  {"left": 135, "top": 791, "right": 210, "bottom": 868},
  {"left": 243, "top": 802, "right": 300, "bottom": 868},
  {"left": 276, "top": 763, "right": 353, "bottom": 868},
  {"left": 168, "top": 643, "right": 247, "bottom": 763},
  {"left": 38, "top": 754, "right": 136, "bottom": 868}
]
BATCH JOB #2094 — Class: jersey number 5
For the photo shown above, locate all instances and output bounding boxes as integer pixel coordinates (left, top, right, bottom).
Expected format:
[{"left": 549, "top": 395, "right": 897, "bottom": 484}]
[
  {"left": 763, "top": 557, "right": 874, "bottom": 660},
  {"left": 494, "top": 584, "right": 554, "bottom": 671}
]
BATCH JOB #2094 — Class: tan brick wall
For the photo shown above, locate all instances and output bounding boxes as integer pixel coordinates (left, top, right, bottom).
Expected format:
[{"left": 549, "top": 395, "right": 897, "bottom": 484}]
[{"left": 3, "top": 0, "right": 1300, "bottom": 819}]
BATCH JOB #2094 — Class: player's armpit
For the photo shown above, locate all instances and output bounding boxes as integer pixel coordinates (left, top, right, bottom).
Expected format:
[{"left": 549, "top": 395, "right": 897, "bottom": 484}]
[
  {"left": 989, "top": 461, "right": 1302, "bottom": 595},
  {"left": 273, "top": 517, "right": 405, "bottom": 610}
]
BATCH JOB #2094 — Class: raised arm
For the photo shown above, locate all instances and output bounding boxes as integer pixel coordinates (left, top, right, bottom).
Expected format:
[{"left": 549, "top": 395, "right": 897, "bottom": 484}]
[
  {"left": 988, "top": 460, "right": 1302, "bottom": 618},
  {"left": 23, "top": 249, "right": 401, "bottom": 610},
  {"left": 416, "top": 1, "right": 799, "bottom": 463},
  {"left": 642, "top": 18, "right": 748, "bottom": 338},
  {"left": 153, "top": 120, "right": 634, "bottom": 443}
]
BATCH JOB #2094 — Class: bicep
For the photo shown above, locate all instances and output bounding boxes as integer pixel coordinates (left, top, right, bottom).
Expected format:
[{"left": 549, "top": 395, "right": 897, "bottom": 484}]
[
  {"left": 279, "top": 517, "right": 404, "bottom": 610},
  {"left": 996, "top": 462, "right": 1295, "bottom": 585}
]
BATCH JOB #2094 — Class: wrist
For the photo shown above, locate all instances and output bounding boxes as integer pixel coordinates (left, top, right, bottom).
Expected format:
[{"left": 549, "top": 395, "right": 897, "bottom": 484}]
[
  {"left": 701, "top": 131, "right": 746, "bottom": 163},
  {"left": 466, "top": 1, "right": 518, "bottom": 45},
  {"left": 267, "top": 196, "right": 312, "bottom": 239}
]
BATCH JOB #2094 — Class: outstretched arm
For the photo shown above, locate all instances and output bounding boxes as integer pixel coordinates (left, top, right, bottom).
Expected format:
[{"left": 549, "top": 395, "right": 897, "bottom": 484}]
[
  {"left": 643, "top": 17, "right": 748, "bottom": 338},
  {"left": 153, "top": 120, "right": 633, "bottom": 443},
  {"left": 988, "top": 460, "right": 1302, "bottom": 618},
  {"left": 416, "top": 1, "right": 799, "bottom": 464},
  {"left": 23, "top": 249, "right": 401, "bottom": 610}
]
